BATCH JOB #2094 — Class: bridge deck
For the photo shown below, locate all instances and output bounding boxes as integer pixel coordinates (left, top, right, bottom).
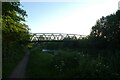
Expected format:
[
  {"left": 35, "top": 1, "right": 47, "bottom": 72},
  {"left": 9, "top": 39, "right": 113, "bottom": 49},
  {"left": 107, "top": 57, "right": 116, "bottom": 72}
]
[{"left": 29, "top": 40, "right": 79, "bottom": 42}]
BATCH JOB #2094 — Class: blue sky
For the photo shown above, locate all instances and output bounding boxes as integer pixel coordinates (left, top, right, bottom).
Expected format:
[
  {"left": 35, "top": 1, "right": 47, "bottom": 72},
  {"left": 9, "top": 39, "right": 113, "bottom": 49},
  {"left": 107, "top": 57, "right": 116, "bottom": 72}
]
[{"left": 20, "top": 0, "right": 119, "bottom": 35}]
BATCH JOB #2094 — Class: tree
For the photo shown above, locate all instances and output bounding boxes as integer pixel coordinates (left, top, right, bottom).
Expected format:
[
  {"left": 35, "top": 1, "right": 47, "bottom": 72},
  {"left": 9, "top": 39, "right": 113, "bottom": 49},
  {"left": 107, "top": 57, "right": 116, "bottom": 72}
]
[
  {"left": 2, "top": 2, "right": 31, "bottom": 78},
  {"left": 2, "top": 2, "right": 30, "bottom": 46},
  {"left": 90, "top": 10, "right": 120, "bottom": 49},
  {"left": 2, "top": 2, "right": 31, "bottom": 60}
]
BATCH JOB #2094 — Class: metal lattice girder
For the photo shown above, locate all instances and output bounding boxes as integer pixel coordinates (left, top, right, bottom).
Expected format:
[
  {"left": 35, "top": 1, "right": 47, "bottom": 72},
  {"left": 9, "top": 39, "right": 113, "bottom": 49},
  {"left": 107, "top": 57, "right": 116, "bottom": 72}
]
[{"left": 30, "top": 33, "right": 87, "bottom": 42}]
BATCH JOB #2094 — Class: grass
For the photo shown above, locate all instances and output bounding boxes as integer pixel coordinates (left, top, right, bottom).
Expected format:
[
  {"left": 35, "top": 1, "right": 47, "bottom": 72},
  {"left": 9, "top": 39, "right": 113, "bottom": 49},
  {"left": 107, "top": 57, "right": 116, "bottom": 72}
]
[
  {"left": 26, "top": 49, "right": 54, "bottom": 78},
  {"left": 26, "top": 48, "right": 120, "bottom": 78},
  {"left": 2, "top": 44, "right": 26, "bottom": 78}
]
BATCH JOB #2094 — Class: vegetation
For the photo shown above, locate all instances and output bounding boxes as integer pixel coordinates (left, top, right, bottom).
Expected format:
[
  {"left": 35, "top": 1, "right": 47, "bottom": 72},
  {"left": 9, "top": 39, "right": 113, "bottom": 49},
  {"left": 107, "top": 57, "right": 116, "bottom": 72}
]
[
  {"left": 27, "top": 49, "right": 54, "bottom": 78},
  {"left": 2, "top": 2, "right": 30, "bottom": 78},
  {"left": 27, "top": 48, "right": 120, "bottom": 78},
  {"left": 2, "top": 1, "right": 120, "bottom": 79},
  {"left": 90, "top": 10, "right": 120, "bottom": 49}
]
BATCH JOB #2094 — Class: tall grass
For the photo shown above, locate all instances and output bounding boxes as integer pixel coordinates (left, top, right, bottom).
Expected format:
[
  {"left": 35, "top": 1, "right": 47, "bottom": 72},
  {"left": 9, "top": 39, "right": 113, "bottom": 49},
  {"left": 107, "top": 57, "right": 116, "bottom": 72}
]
[
  {"left": 26, "top": 49, "right": 54, "bottom": 78},
  {"left": 27, "top": 48, "right": 120, "bottom": 78}
]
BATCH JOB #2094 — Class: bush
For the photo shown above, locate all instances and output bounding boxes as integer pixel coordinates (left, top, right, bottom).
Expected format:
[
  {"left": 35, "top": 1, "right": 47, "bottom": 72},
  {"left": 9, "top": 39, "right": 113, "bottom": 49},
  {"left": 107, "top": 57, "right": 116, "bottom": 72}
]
[{"left": 26, "top": 48, "right": 120, "bottom": 78}]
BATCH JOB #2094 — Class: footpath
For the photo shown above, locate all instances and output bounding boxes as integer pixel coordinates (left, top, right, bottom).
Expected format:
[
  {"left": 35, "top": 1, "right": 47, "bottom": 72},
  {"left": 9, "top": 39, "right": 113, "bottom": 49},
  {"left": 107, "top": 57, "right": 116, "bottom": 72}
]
[{"left": 9, "top": 50, "right": 30, "bottom": 78}]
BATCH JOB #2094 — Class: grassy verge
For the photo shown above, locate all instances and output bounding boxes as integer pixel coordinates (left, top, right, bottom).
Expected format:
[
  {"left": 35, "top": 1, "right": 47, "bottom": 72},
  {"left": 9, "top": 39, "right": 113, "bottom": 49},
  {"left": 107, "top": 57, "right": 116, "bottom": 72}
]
[
  {"left": 27, "top": 48, "right": 120, "bottom": 78},
  {"left": 2, "top": 44, "right": 26, "bottom": 78}
]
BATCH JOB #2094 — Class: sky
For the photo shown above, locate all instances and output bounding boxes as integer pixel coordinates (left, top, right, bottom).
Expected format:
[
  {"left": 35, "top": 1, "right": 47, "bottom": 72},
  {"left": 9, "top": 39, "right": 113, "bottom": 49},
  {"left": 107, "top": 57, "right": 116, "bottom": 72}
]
[{"left": 20, "top": 0, "right": 119, "bottom": 35}]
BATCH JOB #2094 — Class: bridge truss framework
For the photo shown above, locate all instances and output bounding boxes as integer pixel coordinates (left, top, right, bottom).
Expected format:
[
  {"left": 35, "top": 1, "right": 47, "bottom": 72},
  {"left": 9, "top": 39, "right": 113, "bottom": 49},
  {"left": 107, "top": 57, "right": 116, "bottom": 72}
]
[{"left": 30, "top": 33, "right": 87, "bottom": 42}]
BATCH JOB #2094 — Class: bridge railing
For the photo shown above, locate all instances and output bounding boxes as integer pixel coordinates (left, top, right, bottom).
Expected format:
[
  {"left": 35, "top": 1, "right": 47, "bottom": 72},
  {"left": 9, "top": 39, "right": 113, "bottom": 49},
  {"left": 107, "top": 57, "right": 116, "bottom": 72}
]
[{"left": 30, "top": 33, "right": 87, "bottom": 42}]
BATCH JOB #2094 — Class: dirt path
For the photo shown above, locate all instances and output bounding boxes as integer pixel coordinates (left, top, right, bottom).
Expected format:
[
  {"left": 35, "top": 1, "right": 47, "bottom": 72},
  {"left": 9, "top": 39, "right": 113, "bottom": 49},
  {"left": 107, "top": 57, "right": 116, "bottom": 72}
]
[{"left": 9, "top": 50, "right": 30, "bottom": 78}]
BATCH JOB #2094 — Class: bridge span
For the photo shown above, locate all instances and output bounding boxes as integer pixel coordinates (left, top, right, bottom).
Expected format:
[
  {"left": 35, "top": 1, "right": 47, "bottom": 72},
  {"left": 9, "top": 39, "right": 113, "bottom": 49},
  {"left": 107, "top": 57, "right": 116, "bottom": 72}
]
[{"left": 30, "top": 33, "right": 87, "bottom": 42}]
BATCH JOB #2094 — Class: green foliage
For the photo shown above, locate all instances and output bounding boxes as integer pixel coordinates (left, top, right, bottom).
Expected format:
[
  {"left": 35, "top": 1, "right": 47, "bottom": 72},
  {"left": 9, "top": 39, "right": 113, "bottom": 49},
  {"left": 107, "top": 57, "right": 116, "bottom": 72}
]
[
  {"left": 2, "top": 2, "right": 30, "bottom": 45},
  {"left": 27, "top": 49, "right": 54, "bottom": 78},
  {"left": 2, "top": 2, "right": 31, "bottom": 78},
  {"left": 51, "top": 51, "right": 79, "bottom": 74},
  {"left": 2, "top": 2, "right": 27, "bottom": 19},
  {"left": 2, "top": 44, "right": 26, "bottom": 78},
  {"left": 27, "top": 48, "right": 120, "bottom": 78},
  {"left": 90, "top": 10, "right": 120, "bottom": 49}
]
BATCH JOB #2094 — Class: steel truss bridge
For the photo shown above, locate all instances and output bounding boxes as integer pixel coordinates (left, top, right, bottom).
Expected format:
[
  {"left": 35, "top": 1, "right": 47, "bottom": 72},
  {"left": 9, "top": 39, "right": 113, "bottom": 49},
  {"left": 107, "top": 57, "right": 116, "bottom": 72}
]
[{"left": 30, "top": 33, "right": 87, "bottom": 42}]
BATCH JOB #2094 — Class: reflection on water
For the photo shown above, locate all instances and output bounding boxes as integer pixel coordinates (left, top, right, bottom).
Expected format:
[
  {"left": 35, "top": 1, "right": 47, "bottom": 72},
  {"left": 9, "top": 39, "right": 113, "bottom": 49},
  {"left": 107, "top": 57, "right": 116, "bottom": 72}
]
[{"left": 42, "top": 49, "right": 56, "bottom": 52}]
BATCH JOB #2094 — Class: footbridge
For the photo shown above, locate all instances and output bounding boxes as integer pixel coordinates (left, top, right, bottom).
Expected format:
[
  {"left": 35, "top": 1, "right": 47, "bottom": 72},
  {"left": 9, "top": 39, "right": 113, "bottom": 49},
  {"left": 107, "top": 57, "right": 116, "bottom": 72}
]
[{"left": 30, "top": 33, "right": 87, "bottom": 42}]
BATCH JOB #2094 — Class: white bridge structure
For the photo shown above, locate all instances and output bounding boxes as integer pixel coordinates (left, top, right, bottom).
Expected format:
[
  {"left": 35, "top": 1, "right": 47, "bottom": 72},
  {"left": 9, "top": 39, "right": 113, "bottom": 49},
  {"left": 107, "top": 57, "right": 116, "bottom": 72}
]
[{"left": 30, "top": 33, "right": 87, "bottom": 42}]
